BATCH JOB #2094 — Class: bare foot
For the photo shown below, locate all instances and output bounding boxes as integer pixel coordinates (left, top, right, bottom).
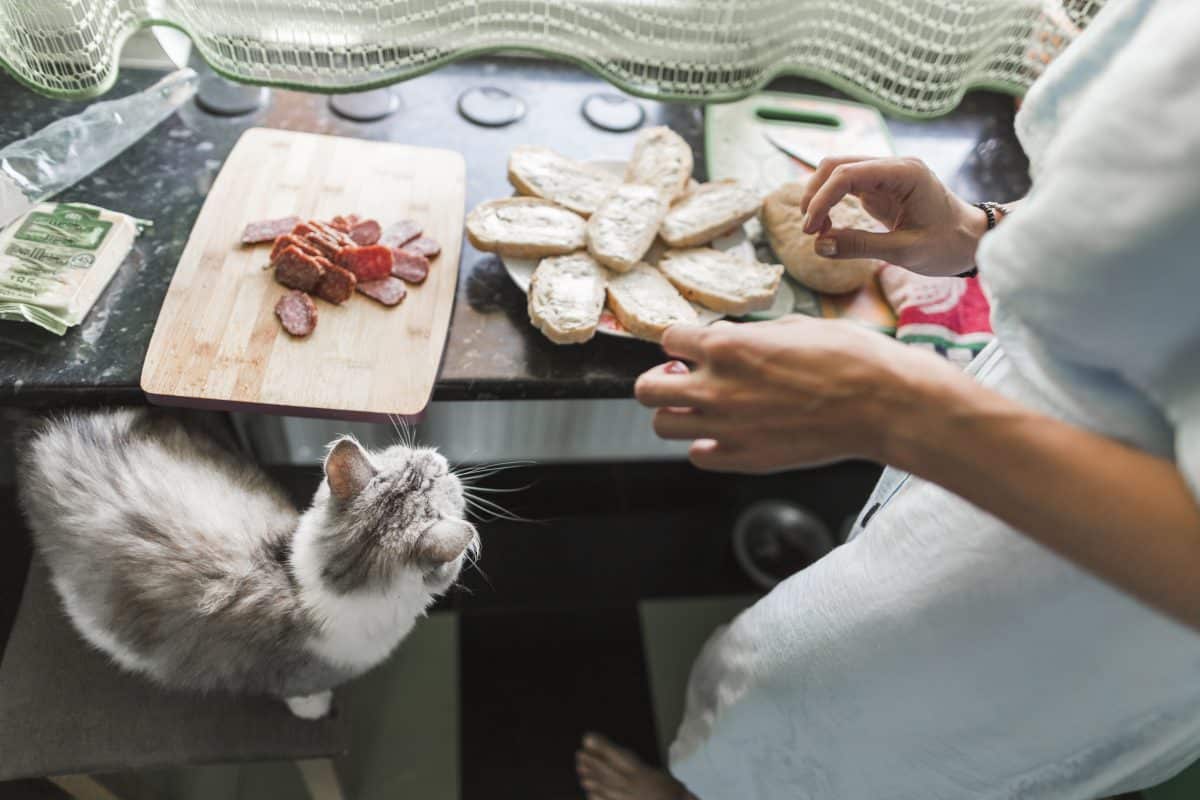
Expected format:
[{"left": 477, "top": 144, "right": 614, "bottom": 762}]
[{"left": 575, "top": 732, "right": 698, "bottom": 800}]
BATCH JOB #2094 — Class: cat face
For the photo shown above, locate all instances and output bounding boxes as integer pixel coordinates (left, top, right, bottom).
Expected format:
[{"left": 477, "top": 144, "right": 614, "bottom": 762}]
[{"left": 312, "top": 438, "right": 477, "bottom": 595}]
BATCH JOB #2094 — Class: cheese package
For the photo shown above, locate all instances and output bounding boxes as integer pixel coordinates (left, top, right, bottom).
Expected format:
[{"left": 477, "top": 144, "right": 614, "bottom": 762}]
[{"left": 0, "top": 202, "right": 142, "bottom": 335}]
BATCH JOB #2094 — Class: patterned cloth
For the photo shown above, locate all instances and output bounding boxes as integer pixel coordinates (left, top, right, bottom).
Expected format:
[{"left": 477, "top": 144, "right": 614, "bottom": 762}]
[{"left": 878, "top": 265, "right": 994, "bottom": 367}]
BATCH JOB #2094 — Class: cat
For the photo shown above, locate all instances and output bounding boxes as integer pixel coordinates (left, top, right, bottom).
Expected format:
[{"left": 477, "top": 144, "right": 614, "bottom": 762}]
[{"left": 16, "top": 408, "right": 478, "bottom": 719}]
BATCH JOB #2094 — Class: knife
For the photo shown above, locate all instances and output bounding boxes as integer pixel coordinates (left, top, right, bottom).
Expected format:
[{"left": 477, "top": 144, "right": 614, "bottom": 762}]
[{"left": 762, "top": 130, "right": 826, "bottom": 171}]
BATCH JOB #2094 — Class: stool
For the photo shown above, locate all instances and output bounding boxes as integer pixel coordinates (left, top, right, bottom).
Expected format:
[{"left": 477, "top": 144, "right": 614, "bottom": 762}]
[{"left": 0, "top": 558, "right": 349, "bottom": 799}]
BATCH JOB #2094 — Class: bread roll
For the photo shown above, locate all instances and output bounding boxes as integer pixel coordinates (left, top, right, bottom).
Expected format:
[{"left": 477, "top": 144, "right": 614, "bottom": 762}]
[
  {"left": 586, "top": 184, "right": 668, "bottom": 272},
  {"left": 660, "top": 180, "right": 761, "bottom": 248},
  {"left": 625, "top": 126, "right": 693, "bottom": 202},
  {"left": 527, "top": 252, "right": 608, "bottom": 344},
  {"left": 763, "top": 182, "right": 879, "bottom": 294},
  {"left": 658, "top": 248, "right": 782, "bottom": 315},
  {"left": 466, "top": 197, "right": 587, "bottom": 258},
  {"left": 605, "top": 263, "right": 698, "bottom": 342},
  {"left": 507, "top": 146, "right": 620, "bottom": 217}
]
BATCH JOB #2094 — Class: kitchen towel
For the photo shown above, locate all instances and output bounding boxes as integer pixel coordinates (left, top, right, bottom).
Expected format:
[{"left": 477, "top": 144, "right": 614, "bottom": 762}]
[{"left": 878, "top": 264, "right": 994, "bottom": 368}]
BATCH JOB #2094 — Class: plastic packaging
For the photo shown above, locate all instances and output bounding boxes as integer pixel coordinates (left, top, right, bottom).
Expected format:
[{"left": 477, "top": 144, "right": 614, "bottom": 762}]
[{"left": 0, "top": 68, "right": 197, "bottom": 231}]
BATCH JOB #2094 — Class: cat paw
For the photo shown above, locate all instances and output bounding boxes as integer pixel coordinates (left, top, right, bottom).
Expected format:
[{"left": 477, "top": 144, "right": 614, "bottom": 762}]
[{"left": 285, "top": 690, "right": 333, "bottom": 720}]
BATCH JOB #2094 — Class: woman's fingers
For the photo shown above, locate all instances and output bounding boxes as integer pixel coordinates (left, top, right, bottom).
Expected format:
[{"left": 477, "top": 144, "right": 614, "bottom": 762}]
[
  {"left": 815, "top": 226, "right": 921, "bottom": 265},
  {"left": 652, "top": 407, "right": 732, "bottom": 440},
  {"left": 635, "top": 365, "right": 707, "bottom": 408},
  {"left": 661, "top": 324, "right": 708, "bottom": 362},
  {"left": 798, "top": 156, "right": 875, "bottom": 213},
  {"left": 802, "top": 159, "right": 915, "bottom": 234},
  {"left": 688, "top": 439, "right": 750, "bottom": 472}
]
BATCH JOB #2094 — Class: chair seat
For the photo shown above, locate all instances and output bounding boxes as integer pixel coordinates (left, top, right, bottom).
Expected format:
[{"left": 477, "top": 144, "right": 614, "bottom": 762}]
[{"left": 0, "top": 558, "right": 348, "bottom": 782}]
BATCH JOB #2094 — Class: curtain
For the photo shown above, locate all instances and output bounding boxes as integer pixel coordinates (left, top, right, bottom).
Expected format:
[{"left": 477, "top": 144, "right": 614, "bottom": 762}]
[{"left": 0, "top": 0, "right": 1102, "bottom": 116}]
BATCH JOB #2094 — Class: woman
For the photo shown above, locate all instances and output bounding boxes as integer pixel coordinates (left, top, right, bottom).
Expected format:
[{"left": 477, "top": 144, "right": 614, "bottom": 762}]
[{"left": 577, "top": 0, "right": 1200, "bottom": 797}]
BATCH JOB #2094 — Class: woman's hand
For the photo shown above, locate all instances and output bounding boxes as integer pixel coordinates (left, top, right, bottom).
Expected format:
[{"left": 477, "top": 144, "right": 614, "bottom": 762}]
[
  {"left": 638, "top": 321, "right": 1200, "bottom": 632},
  {"left": 799, "top": 156, "right": 989, "bottom": 277},
  {"left": 634, "top": 317, "right": 962, "bottom": 473}
]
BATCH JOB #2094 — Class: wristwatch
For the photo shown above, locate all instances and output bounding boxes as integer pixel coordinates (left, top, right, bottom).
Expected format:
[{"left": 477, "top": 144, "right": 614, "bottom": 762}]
[{"left": 959, "top": 202, "right": 1008, "bottom": 277}]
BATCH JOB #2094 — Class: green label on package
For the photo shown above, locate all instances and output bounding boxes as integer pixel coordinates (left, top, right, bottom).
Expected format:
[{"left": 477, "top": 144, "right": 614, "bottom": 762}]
[
  {"left": 0, "top": 202, "right": 138, "bottom": 335},
  {"left": 12, "top": 203, "right": 112, "bottom": 251}
]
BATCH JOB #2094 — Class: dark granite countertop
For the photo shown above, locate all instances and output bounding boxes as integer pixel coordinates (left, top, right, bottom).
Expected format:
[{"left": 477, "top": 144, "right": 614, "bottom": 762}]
[{"left": 0, "top": 58, "right": 1030, "bottom": 407}]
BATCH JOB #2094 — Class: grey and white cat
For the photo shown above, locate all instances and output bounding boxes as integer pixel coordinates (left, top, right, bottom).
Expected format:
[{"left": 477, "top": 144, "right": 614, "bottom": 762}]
[{"left": 17, "top": 408, "right": 478, "bottom": 719}]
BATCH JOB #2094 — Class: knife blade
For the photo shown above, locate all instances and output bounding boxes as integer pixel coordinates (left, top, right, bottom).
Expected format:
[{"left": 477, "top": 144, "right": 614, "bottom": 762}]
[{"left": 762, "top": 130, "right": 826, "bottom": 171}]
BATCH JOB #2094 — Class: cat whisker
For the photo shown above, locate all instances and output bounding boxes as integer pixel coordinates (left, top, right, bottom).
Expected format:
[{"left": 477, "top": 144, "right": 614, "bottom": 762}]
[
  {"left": 462, "top": 490, "right": 516, "bottom": 511},
  {"left": 453, "top": 464, "right": 536, "bottom": 484},
  {"left": 453, "top": 458, "right": 536, "bottom": 474},
  {"left": 458, "top": 482, "right": 536, "bottom": 494},
  {"left": 385, "top": 414, "right": 416, "bottom": 449},
  {"left": 462, "top": 493, "right": 541, "bottom": 525},
  {"left": 401, "top": 415, "right": 419, "bottom": 449},
  {"left": 465, "top": 558, "right": 493, "bottom": 591},
  {"left": 461, "top": 498, "right": 511, "bottom": 523}
]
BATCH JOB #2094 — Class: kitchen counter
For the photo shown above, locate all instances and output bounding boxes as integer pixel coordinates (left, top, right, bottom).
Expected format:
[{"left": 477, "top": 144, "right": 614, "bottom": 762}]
[{"left": 0, "top": 58, "right": 1031, "bottom": 407}]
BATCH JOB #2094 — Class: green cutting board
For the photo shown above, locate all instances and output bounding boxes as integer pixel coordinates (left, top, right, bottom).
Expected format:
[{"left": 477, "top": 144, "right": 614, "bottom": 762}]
[{"left": 705, "top": 91, "right": 894, "bottom": 194}]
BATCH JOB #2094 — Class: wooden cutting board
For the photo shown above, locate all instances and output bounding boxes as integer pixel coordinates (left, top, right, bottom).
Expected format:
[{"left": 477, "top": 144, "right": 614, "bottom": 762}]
[{"left": 141, "top": 128, "right": 465, "bottom": 421}]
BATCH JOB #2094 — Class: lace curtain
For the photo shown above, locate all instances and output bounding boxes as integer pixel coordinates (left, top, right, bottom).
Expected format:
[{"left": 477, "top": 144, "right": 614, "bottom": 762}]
[{"left": 0, "top": 0, "right": 1103, "bottom": 116}]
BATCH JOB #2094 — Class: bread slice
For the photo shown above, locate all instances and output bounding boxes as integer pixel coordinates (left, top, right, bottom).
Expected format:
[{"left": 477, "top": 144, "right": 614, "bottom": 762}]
[
  {"left": 466, "top": 197, "right": 587, "bottom": 258},
  {"left": 660, "top": 180, "right": 762, "bottom": 248},
  {"left": 586, "top": 184, "right": 668, "bottom": 272},
  {"left": 507, "top": 146, "right": 620, "bottom": 217},
  {"left": 625, "top": 126, "right": 693, "bottom": 202},
  {"left": 659, "top": 248, "right": 783, "bottom": 315},
  {"left": 606, "top": 263, "right": 698, "bottom": 342},
  {"left": 527, "top": 252, "right": 608, "bottom": 344}
]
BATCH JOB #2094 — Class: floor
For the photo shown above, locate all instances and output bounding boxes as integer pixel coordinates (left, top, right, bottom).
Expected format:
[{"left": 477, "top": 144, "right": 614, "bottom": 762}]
[{"left": 2, "top": 454, "right": 1199, "bottom": 799}]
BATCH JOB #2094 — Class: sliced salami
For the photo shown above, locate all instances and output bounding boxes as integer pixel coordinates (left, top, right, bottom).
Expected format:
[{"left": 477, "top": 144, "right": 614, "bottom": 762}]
[
  {"left": 348, "top": 218, "right": 382, "bottom": 246},
  {"left": 313, "top": 261, "right": 357, "bottom": 305},
  {"left": 275, "top": 290, "right": 318, "bottom": 336},
  {"left": 273, "top": 246, "right": 327, "bottom": 292},
  {"left": 391, "top": 249, "right": 430, "bottom": 284},
  {"left": 380, "top": 219, "right": 422, "bottom": 249},
  {"left": 242, "top": 216, "right": 302, "bottom": 245},
  {"left": 270, "top": 233, "right": 321, "bottom": 262},
  {"left": 402, "top": 235, "right": 441, "bottom": 259},
  {"left": 329, "top": 214, "right": 360, "bottom": 233},
  {"left": 356, "top": 276, "right": 407, "bottom": 306},
  {"left": 291, "top": 223, "right": 342, "bottom": 259},
  {"left": 336, "top": 244, "right": 394, "bottom": 281},
  {"left": 311, "top": 220, "right": 355, "bottom": 247}
]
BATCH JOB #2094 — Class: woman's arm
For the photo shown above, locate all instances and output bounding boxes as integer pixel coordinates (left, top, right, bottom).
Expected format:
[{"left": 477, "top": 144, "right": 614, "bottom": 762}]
[
  {"left": 636, "top": 318, "right": 1200, "bottom": 630},
  {"left": 889, "top": 358, "right": 1200, "bottom": 630}
]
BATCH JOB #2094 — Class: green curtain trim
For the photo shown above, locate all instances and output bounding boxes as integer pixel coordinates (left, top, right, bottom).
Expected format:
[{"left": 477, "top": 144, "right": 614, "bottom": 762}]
[{"left": 0, "top": 18, "right": 1027, "bottom": 120}]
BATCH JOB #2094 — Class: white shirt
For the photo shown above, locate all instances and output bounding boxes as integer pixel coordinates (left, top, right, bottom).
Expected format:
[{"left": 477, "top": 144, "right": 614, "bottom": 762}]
[{"left": 979, "top": 0, "right": 1200, "bottom": 502}]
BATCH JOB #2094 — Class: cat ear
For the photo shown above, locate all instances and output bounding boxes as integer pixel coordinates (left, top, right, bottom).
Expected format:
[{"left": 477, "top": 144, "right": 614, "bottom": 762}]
[
  {"left": 415, "top": 520, "right": 475, "bottom": 567},
  {"left": 324, "top": 437, "right": 376, "bottom": 505}
]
